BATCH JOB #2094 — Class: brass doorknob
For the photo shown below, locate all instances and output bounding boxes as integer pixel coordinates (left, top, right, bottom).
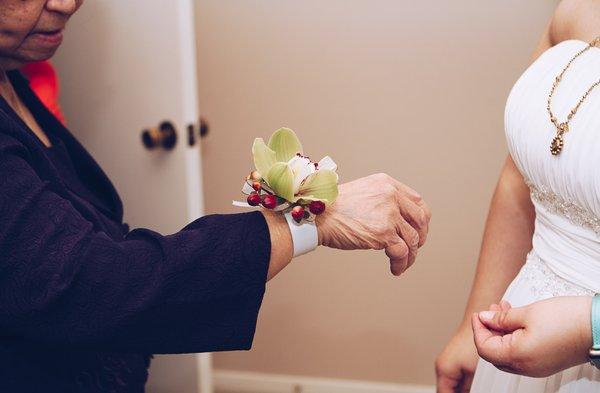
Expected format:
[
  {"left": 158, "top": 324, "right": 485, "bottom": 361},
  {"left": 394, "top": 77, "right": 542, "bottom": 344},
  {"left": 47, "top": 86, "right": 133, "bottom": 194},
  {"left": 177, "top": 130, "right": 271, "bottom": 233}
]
[{"left": 141, "top": 121, "right": 177, "bottom": 150}]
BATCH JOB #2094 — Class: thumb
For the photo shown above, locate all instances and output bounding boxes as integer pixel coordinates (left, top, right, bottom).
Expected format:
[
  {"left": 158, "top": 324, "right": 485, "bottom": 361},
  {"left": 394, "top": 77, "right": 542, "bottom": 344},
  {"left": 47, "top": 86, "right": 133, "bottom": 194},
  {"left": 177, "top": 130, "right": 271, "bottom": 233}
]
[
  {"left": 472, "top": 312, "right": 513, "bottom": 366},
  {"left": 385, "top": 238, "right": 410, "bottom": 276},
  {"left": 478, "top": 306, "right": 526, "bottom": 332}
]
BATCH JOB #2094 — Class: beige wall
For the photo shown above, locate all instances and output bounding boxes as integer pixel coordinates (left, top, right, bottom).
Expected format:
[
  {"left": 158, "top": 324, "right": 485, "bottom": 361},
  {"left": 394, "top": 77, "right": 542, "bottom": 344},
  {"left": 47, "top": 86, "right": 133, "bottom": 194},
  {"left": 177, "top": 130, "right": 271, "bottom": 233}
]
[{"left": 196, "top": 0, "right": 555, "bottom": 385}]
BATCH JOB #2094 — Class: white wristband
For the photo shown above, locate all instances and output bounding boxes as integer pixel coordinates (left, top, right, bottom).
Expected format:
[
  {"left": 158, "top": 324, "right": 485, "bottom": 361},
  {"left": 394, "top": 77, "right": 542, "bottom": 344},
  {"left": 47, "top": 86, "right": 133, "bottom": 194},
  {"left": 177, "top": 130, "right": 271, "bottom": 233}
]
[{"left": 284, "top": 212, "right": 319, "bottom": 257}]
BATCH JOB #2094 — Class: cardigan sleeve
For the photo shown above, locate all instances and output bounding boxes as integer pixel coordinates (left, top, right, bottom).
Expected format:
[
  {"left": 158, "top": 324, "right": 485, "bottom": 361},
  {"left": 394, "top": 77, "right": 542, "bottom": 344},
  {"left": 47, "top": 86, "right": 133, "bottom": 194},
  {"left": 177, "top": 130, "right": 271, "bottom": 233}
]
[{"left": 0, "top": 134, "right": 271, "bottom": 354}]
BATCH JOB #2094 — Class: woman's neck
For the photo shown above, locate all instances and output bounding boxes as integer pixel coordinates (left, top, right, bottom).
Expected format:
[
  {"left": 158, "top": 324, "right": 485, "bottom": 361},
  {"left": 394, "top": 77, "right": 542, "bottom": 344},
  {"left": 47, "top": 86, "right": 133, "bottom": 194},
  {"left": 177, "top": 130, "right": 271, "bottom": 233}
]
[
  {"left": 0, "top": 70, "right": 22, "bottom": 110},
  {"left": 0, "top": 68, "right": 53, "bottom": 147}
]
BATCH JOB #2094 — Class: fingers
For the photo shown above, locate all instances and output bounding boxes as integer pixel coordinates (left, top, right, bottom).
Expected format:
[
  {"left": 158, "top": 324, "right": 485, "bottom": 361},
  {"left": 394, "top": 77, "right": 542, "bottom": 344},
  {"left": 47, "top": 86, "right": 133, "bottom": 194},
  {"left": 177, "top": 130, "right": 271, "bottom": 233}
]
[
  {"left": 460, "top": 373, "right": 474, "bottom": 393},
  {"left": 471, "top": 313, "right": 524, "bottom": 373},
  {"left": 500, "top": 300, "right": 512, "bottom": 311},
  {"left": 387, "top": 176, "right": 422, "bottom": 202},
  {"left": 436, "top": 374, "right": 460, "bottom": 393},
  {"left": 435, "top": 359, "right": 464, "bottom": 393},
  {"left": 435, "top": 363, "right": 473, "bottom": 393},
  {"left": 396, "top": 219, "right": 419, "bottom": 268},
  {"left": 471, "top": 312, "right": 496, "bottom": 346},
  {"left": 437, "top": 373, "right": 473, "bottom": 393},
  {"left": 414, "top": 198, "right": 432, "bottom": 246},
  {"left": 471, "top": 313, "right": 510, "bottom": 366},
  {"left": 386, "top": 214, "right": 421, "bottom": 275},
  {"left": 390, "top": 178, "right": 432, "bottom": 223},
  {"left": 385, "top": 239, "right": 409, "bottom": 276},
  {"left": 397, "top": 197, "right": 429, "bottom": 247},
  {"left": 375, "top": 174, "right": 431, "bottom": 247},
  {"left": 478, "top": 305, "right": 525, "bottom": 332},
  {"left": 366, "top": 173, "right": 431, "bottom": 274}
]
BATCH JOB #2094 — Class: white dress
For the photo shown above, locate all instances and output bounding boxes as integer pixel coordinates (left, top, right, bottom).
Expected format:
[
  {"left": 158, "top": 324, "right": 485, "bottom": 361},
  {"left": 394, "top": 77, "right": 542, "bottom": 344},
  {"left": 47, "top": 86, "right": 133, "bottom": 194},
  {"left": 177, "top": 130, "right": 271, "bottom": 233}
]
[{"left": 471, "top": 40, "right": 600, "bottom": 392}]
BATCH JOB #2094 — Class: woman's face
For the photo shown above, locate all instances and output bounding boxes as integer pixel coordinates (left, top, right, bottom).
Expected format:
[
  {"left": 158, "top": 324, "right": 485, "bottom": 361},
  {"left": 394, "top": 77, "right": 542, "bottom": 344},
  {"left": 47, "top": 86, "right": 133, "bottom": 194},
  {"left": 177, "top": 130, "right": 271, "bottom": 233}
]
[{"left": 0, "top": 0, "right": 82, "bottom": 70}]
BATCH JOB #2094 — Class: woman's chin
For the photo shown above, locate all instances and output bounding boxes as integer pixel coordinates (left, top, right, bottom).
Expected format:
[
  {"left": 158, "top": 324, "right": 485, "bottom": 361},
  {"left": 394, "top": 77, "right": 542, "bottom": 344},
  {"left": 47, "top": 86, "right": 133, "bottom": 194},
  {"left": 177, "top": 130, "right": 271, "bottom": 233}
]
[{"left": 3, "top": 48, "right": 58, "bottom": 69}]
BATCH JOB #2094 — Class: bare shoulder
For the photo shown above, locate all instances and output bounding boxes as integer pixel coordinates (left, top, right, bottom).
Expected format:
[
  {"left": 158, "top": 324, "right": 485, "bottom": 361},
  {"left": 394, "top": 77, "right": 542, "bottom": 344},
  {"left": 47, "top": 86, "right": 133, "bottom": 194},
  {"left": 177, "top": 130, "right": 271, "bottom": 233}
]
[{"left": 550, "top": 0, "right": 600, "bottom": 43}]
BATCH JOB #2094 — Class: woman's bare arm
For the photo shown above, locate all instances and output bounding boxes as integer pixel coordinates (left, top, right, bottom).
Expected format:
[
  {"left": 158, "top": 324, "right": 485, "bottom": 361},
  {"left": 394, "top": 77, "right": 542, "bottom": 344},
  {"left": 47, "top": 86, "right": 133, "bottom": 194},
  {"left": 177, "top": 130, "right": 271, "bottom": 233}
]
[
  {"left": 460, "top": 156, "right": 535, "bottom": 325},
  {"left": 437, "top": 158, "right": 536, "bottom": 392},
  {"left": 459, "top": 17, "right": 558, "bottom": 326}
]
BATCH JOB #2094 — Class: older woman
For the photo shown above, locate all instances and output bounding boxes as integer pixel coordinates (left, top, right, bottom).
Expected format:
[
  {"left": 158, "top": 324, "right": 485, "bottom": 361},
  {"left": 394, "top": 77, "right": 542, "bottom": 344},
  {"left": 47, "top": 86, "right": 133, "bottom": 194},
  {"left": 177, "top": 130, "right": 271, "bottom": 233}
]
[{"left": 0, "top": 0, "right": 430, "bottom": 392}]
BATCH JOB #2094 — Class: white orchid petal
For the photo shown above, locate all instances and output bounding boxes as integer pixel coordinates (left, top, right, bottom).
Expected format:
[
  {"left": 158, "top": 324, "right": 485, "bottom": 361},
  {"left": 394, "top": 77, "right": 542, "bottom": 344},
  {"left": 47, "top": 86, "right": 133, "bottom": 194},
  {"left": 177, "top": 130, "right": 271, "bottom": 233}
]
[
  {"left": 287, "top": 155, "right": 316, "bottom": 193},
  {"left": 318, "top": 156, "right": 337, "bottom": 172},
  {"left": 232, "top": 200, "right": 252, "bottom": 207}
]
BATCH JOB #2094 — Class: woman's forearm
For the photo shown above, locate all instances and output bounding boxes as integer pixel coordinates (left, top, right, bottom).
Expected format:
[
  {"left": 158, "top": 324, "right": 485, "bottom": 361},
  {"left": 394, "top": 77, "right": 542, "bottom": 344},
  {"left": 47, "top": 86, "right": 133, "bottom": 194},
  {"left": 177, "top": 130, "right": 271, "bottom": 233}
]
[
  {"left": 461, "top": 156, "right": 535, "bottom": 325},
  {"left": 459, "top": 22, "right": 555, "bottom": 323}
]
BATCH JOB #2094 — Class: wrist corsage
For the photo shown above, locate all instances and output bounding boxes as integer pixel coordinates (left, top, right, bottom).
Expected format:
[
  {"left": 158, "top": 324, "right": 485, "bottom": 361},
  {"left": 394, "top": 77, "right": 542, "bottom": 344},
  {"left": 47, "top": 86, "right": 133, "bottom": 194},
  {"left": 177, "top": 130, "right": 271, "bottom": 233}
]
[{"left": 233, "top": 127, "right": 339, "bottom": 223}]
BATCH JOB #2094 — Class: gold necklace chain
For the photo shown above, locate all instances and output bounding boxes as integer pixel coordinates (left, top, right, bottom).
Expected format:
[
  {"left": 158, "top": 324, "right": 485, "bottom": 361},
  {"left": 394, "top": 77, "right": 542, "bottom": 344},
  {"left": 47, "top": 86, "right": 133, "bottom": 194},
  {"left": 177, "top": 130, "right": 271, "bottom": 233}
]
[{"left": 547, "top": 36, "right": 600, "bottom": 155}]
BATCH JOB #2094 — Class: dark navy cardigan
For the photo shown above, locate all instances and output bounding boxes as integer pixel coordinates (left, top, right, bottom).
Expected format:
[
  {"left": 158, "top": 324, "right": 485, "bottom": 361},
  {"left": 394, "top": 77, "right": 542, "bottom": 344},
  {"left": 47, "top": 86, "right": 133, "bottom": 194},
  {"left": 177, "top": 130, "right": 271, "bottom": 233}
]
[{"left": 0, "top": 71, "right": 271, "bottom": 392}]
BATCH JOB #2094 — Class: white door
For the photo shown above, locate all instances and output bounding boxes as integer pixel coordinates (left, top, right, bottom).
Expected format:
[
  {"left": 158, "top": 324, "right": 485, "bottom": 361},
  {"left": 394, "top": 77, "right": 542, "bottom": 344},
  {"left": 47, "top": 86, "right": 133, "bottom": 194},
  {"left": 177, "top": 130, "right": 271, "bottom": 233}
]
[{"left": 52, "top": 1, "right": 212, "bottom": 392}]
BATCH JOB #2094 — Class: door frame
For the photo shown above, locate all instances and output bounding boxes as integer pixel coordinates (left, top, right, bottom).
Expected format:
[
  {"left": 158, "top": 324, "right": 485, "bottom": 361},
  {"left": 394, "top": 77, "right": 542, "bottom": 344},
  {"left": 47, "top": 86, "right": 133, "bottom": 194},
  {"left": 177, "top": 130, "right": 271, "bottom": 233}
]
[{"left": 177, "top": 1, "right": 213, "bottom": 393}]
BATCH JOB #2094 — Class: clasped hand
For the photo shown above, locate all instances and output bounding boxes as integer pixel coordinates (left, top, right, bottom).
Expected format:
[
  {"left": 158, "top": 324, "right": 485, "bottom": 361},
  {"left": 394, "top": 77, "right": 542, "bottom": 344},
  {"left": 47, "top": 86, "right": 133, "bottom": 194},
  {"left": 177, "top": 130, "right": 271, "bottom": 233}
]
[
  {"left": 317, "top": 173, "right": 431, "bottom": 276},
  {"left": 472, "top": 297, "right": 593, "bottom": 377}
]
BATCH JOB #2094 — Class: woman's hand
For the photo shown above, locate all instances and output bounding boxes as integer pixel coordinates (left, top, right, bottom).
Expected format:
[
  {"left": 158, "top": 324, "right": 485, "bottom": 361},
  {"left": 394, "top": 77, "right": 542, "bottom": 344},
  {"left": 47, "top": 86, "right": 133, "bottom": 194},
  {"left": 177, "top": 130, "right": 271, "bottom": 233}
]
[
  {"left": 316, "top": 173, "right": 431, "bottom": 276},
  {"left": 472, "top": 297, "right": 593, "bottom": 377},
  {"left": 435, "top": 322, "right": 480, "bottom": 393}
]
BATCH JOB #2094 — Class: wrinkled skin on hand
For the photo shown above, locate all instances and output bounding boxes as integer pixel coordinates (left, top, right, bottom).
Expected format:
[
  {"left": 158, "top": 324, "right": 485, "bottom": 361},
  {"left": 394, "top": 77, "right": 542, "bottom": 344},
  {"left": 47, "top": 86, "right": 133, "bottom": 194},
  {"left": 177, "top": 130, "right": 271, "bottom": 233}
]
[{"left": 316, "top": 173, "right": 431, "bottom": 276}]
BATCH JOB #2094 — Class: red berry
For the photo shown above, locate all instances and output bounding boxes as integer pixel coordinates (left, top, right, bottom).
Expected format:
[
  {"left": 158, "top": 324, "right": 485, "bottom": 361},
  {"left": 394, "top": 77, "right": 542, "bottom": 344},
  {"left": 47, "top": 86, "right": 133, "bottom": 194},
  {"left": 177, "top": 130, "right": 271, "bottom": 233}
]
[
  {"left": 309, "top": 200, "right": 326, "bottom": 215},
  {"left": 247, "top": 193, "right": 261, "bottom": 206},
  {"left": 252, "top": 182, "right": 262, "bottom": 191},
  {"left": 261, "top": 194, "right": 278, "bottom": 209},
  {"left": 291, "top": 206, "right": 305, "bottom": 223}
]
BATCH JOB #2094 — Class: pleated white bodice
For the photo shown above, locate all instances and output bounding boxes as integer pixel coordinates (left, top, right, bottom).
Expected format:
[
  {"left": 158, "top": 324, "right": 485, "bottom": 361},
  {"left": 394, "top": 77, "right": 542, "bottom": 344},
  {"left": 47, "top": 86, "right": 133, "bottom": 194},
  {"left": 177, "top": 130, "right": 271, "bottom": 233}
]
[{"left": 506, "top": 40, "right": 600, "bottom": 292}]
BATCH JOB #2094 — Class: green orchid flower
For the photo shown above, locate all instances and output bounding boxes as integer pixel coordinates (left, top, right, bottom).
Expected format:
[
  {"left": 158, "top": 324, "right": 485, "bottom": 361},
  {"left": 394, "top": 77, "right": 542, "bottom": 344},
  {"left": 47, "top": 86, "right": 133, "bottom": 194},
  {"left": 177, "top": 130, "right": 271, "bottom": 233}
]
[{"left": 251, "top": 128, "right": 339, "bottom": 204}]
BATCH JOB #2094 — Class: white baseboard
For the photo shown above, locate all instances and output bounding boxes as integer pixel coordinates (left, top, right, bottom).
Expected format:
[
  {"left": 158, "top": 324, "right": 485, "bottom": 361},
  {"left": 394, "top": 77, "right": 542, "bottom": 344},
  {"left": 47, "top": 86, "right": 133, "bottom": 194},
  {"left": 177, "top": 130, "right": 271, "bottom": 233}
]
[{"left": 213, "top": 370, "right": 435, "bottom": 393}]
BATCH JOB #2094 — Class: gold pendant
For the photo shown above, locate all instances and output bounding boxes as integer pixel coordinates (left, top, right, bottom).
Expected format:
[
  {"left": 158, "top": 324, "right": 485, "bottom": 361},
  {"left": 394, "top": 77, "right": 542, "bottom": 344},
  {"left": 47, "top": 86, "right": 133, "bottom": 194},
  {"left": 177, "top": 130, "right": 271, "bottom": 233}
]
[
  {"left": 550, "top": 134, "right": 564, "bottom": 155},
  {"left": 550, "top": 123, "right": 568, "bottom": 156}
]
